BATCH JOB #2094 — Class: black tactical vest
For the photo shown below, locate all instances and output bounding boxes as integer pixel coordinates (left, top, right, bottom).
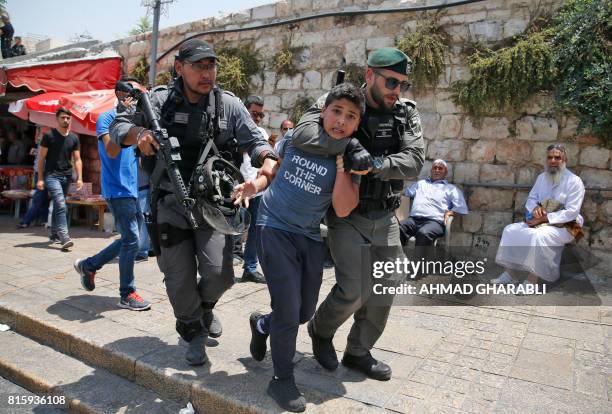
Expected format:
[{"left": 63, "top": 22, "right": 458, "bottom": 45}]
[{"left": 356, "top": 101, "right": 407, "bottom": 210}]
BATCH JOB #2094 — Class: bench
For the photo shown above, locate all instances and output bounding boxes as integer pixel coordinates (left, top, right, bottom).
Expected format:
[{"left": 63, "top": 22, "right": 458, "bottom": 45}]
[{"left": 65, "top": 183, "right": 107, "bottom": 232}]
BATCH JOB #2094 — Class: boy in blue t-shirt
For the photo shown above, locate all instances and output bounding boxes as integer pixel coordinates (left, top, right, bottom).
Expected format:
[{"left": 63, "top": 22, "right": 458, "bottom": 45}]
[{"left": 233, "top": 83, "right": 370, "bottom": 412}]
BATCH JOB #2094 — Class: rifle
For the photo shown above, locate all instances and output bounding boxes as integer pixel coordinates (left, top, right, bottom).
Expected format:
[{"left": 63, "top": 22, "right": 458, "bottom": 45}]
[{"left": 134, "top": 89, "right": 200, "bottom": 229}]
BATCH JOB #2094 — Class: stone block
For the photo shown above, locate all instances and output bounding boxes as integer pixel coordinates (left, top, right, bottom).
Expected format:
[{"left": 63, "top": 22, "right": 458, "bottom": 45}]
[
  {"left": 602, "top": 200, "right": 612, "bottom": 219},
  {"left": 268, "top": 112, "right": 289, "bottom": 129},
  {"left": 453, "top": 162, "right": 480, "bottom": 184},
  {"left": 495, "top": 139, "right": 532, "bottom": 164},
  {"left": 263, "top": 71, "right": 276, "bottom": 95},
  {"left": 463, "top": 118, "right": 509, "bottom": 140},
  {"left": 450, "top": 65, "right": 471, "bottom": 83},
  {"left": 276, "top": 74, "right": 303, "bottom": 90},
  {"left": 128, "top": 40, "right": 147, "bottom": 58},
  {"left": 514, "top": 191, "right": 529, "bottom": 212},
  {"left": 345, "top": 38, "right": 366, "bottom": 65},
  {"left": 516, "top": 167, "right": 539, "bottom": 185},
  {"left": 522, "top": 92, "right": 555, "bottom": 115},
  {"left": 579, "top": 146, "right": 610, "bottom": 169},
  {"left": 313, "top": 0, "right": 339, "bottom": 10},
  {"left": 281, "top": 91, "right": 301, "bottom": 110},
  {"left": 263, "top": 95, "right": 281, "bottom": 112},
  {"left": 469, "top": 188, "right": 514, "bottom": 211},
  {"left": 427, "top": 139, "right": 465, "bottom": 162},
  {"left": 450, "top": 231, "right": 474, "bottom": 248},
  {"left": 251, "top": 3, "right": 276, "bottom": 19},
  {"left": 439, "top": 115, "right": 462, "bottom": 138},
  {"left": 483, "top": 212, "right": 513, "bottom": 236},
  {"left": 558, "top": 116, "right": 579, "bottom": 139},
  {"left": 321, "top": 71, "right": 335, "bottom": 90},
  {"left": 462, "top": 212, "right": 482, "bottom": 233},
  {"left": 275, "top": 0, "right": 291, "bottom": 17},
  {"left": 366, "top": 36, "right": 394, "bottom": 50},
  {"left": 249, "top": 73, "right": 262, "bottom": 90},
  {"left": 469, "top": 21, "right": 502, "bottom": 42},
  {"left": 479, "top": 164, "right": 515, "bottom": 185},
  {"left": 581, "top": 196, "right": 599, "bottom": 223},
  {"left": 510, "top": 348, "right": 572, "bottom": 389},
  {"left": 502, "top": 18, "right": 528, "bottom": 38},
  {"left": 581, "top": 168, "right": 612, "bottom": 189},
  {"left": 416, "top": 93, "right": 436, "bottom": 113},
  {"left": 418, "top": 160, "right": 432, "bottom": 180},
  {"left": 436, "top": 91, "right": 460, "bottom": 114},
  {"left": 421, "top": 112, "right": 440, "bottom": 140},
  {"left": 467, "top": 140, "right": 496, "bottom": 163},
  {"left": 303, "top": 70, "right": 321, "bottom": 89},
  {"left": 516, "top": 116, "right": 558, "bottom": 142}
]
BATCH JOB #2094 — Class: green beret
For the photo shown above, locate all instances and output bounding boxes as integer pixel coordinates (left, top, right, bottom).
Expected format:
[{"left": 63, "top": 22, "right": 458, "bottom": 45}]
[{"left": 367, "top": 47, "right": 411, "bottom": 75}]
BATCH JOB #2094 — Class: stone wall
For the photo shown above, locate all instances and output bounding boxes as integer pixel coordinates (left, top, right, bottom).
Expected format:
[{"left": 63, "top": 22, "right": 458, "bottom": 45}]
[{"left": 104, "top": 0, "right": 611, "bottom": 253}]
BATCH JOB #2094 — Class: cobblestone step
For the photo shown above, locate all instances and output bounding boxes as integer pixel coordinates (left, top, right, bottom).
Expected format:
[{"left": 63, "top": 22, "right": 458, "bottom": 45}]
[{"left": 0, "top": 329, "right": 183, "bottom": 414}]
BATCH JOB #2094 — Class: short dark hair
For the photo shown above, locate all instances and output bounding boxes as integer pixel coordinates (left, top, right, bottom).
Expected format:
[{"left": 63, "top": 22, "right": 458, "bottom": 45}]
[
  {"left": 56, "top": 108, "right": 71, "bottom": 118},
  {"left": 245, "top": 95, "right": 264, "bottom": 109},
  {"left": 324, "top": 83, "right": 366, "bottom": 115}
]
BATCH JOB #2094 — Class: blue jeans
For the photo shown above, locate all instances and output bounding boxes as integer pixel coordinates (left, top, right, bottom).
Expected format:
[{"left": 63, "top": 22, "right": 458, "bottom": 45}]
[
  {"left": 82, "top": 197, "right": 142, "bottom": 298},
  {"left": 21, "top": 188, "right": 49, "bottom": 225},
  {"left": 137, "top": 188, "right": 151, "bottom": 257},
  {"left": 243, "top": 195, "right": 261, "bottom": 272},
  {"left": 45, "top": 175, "right": 70, "bottom": 241}
]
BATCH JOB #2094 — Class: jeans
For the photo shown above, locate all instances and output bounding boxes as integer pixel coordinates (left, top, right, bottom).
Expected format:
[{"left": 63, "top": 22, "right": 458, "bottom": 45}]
[
  {"left": 82, "top": 197, "right": 142, "bottom": 298},
  {"left": 243, "top": 195, "right": 261, "bottom": 272},
  {"left": 137, "top": 188, "right": 151, "bottom": 257},
  {"left": 45, "top": 175, "right": 70, "bottom": 241},
  {"left": 21, "top": 188, "right": 49, "bottom": 225}
]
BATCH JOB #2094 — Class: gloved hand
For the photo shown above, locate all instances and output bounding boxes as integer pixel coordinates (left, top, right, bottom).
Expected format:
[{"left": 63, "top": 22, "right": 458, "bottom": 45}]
[{"left": 343, "top": 138, "right": 373, "bottom": 172}]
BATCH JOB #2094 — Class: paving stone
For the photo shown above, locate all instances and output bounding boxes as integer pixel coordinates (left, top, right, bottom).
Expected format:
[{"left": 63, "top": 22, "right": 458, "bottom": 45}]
[
  {"left": 510, "top": 348, "right": 572, "bottom": 389},
  {"left": 521, "top": 332, "right": 574, "bottom": 356}
]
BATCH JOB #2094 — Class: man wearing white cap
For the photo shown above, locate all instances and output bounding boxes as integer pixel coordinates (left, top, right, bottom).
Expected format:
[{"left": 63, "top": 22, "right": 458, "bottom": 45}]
[{"left": 399, "top": 159, "right": 468, "bottom": 246}]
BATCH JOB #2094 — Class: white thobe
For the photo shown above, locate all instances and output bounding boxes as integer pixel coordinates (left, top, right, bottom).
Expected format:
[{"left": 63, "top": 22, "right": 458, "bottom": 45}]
[{"left": 495, "top": 169, "right": 585, "bottom": 282}]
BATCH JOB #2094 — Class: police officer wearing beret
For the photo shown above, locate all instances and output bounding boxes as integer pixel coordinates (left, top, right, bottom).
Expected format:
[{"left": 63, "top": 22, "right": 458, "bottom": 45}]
[
  {"left": 110, "top": 39, "right": 278, "bottom": 366},
  {"left": 292, "top": 47, "right": 424, "bottom": 380}
]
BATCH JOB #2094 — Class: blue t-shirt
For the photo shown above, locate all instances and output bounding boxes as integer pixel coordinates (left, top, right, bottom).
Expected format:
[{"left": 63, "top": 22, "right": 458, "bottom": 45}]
[
  {"left": 96, "top": 109, "right": 138, "bottom": 199},
  {"left": 257, "top": 136, "right": 337, "bottom": 241}
]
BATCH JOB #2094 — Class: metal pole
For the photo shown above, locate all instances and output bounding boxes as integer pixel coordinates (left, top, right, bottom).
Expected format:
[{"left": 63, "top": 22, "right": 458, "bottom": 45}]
[{"left": 148, "top": 0, "right": 161, "bottom": 87}]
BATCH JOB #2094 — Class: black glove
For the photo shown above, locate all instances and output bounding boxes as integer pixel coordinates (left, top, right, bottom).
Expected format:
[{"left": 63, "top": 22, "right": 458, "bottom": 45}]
[{"left": 343, "top": 138, "right": 373, "bottom": 172}]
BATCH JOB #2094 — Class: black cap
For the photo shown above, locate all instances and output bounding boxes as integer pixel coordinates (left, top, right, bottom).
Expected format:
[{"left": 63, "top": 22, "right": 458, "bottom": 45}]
[{"left": 176, "top": 39, "right": 217, "bottom": 62}]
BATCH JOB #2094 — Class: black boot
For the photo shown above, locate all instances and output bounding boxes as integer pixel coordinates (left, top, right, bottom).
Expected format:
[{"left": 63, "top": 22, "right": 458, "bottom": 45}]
[
  {"left": 307, "top": 320, "right": 338, "bottom": 370},
  {"left": 185, "top": 331, "right": 208, "bottom": 366},
  {"left": 267, "top": 377, "right": 306, "bottom": 413},
  {"left": 249, "top": 312, "right": 268, "bottom": 361},
  {"left": 341, "top": 351, "right": 392, "bottom": 381},
  {"left": 203, "top": 311, "right": 222, "bottom": 338}
]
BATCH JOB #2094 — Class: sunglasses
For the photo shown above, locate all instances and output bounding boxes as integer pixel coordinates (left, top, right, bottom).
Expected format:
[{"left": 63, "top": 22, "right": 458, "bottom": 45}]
[
  {"left": 373, "top": 70, "right": 411, "bottom": 92},
  {"left": 281, "top": 127, "right": 290, "bottom": 131},
  {"left": 250, "top": 111, "right": 265, "bottom": 120}
]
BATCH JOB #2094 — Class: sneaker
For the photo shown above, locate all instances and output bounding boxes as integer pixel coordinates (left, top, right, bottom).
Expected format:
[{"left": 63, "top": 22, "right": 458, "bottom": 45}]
[
  {"left": 203, "top": 311, "right": 222, "bottom": 338},
  {"left": 134, "top": 254, "right": 149, "bottom": 263},
  {"left": 60, "top": 239, "right": 74, "bottom": 251},
  {"left": 118, "top": 292, "right": 151, "bottom": 311},
  {"left": 267, "top": 377, "right": 306, "bottom": 413},
  {"left": 490, "top": 271, "right": 518, "bottom": 285},
  {"left": 342, "top": 351, "right": 392, "bottom": 381},
  {"left": 17, "top": 223, "right": 29, "bottom": 229},
  {"left": 49, "top": 234, "right": 61, "bottom": 244},
  {"left": 249, "top": 312, "right": 268, "bottom": 361},
  {"left": 185, "top": 331, "right": 208, "bottom": 366},
  {"left": 307, "top": 320, "right": 338, "bottom": 370},
  {"left": 242, "top": 270, "right": 266, "bottom": 284},
  {"left": 74, "top": 258, "right": 96, "bottom": 291}
]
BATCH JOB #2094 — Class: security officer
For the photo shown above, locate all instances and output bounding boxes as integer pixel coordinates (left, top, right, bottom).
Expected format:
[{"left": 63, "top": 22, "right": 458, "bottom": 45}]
[
  {"left": 292, "top": 47, "right": 424, "bottom": 380},
  {"left": 110, "top": 39, "right": 277, "bottom": 366}
]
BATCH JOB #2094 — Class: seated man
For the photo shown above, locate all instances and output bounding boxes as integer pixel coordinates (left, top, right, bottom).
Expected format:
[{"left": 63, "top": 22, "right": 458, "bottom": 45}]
[
  {"left": 399, "top": 159, "right": 468, "bottom": 246},
  {"left": 493, "top": 144, "right": 585, "bottom": 287}
]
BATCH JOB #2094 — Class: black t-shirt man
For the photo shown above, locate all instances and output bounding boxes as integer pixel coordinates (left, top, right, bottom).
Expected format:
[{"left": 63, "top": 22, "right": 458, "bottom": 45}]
[{"left": 40, "top": 129, "right": 80, "bottom": 177}]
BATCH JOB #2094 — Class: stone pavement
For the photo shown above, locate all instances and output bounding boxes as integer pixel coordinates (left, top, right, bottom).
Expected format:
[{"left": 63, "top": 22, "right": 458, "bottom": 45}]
[{"left": 0, "top": 216, "right": 610, "bottom": 413}]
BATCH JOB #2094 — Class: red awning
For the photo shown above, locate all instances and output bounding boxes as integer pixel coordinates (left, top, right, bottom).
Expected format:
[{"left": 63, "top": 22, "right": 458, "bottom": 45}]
[
  {"left": 1, "top": 56, "right": 122, "bottom": 96},
  {"left": 8, "top": 90, "right": 117, "bottom": 136}
]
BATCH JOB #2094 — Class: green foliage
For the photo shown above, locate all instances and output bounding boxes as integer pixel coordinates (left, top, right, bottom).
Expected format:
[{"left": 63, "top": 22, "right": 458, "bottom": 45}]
[
  {"left": 344, "top": 63, "right": 365, "bottom": 87},
  {"left": 290, "top": 96, "right": 313, "bottom": 124},
  {"left": 155, "top": 71, "right": 173, "bottom": 86},
  {"left": 272, "top": 41, "right": 306, "bottom": 77},
  {"left": 452, "top": 31, "right": 555, "bottom": 122},
  {"left": 130, "top": 55, "right": 150, "bottom": 87},
  {"left": 129, "top": 16, "right": 152, "bottom": 36},
  {"left": 216, "top": 45, "right": 260, "bottom": 99},
  {"left": 552, "top": 0, "right": 612, "bottom": 145},
  {"left": 397, "top": 17, "right": 450, "bottom": 93}
]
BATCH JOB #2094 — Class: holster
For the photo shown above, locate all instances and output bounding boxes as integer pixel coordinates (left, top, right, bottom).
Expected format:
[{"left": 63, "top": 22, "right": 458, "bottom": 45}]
[{"left": 158, "top": 222, "right": 194, "bottom": 248}]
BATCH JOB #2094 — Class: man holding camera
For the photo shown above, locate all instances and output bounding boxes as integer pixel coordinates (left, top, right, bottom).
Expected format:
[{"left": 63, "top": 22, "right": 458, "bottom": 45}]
[
  {"left": 74, "top": 78, "right": 151, "bottom": 311},
  {"left": 292, "top": 48, "right": 424, "bottom": 381},
  {"left": 109, "top": 39, "right": 277, "bottom": 366}
]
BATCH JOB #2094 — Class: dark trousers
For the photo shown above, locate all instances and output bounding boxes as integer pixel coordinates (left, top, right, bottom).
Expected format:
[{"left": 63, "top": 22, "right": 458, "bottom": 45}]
[
  {"left": 399, "top": 216, "right": 445, "bottom": 246},
  {"left": 256, "top": 226, "right": 326, "bottom": 378}
]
